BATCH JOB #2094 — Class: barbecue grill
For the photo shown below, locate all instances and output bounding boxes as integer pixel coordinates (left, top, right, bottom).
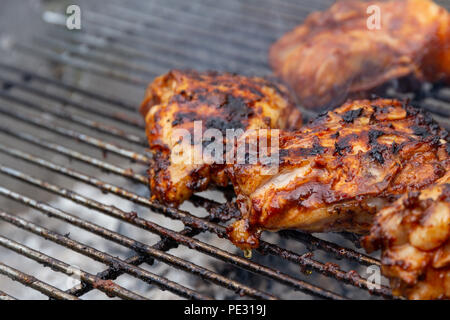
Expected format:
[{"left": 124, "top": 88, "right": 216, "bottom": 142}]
[{"left": 0, "top": 0, "right": 449, "bottom": 300}]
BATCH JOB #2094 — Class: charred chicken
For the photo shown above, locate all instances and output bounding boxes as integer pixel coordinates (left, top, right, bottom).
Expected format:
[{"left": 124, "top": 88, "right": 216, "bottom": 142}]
[
  {"left": 226, "top": 99, "right": 449, "bottom": 251},
  {"left": 140, "top": 70, "right": 302, "bottom": 207},
  {"left": 363, "top": 173, "right": 450, "bottom": 300}
]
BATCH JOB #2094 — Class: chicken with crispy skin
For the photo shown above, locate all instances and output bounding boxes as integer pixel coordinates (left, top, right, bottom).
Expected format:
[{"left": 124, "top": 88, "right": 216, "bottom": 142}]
[
  {"left": 269, "top": 0, "right": 450, "bottom": 110},
  {"left": 362, "top": 173, "right": 450, "bottom": 300},
  {"left": 140, "top": 70, "right": 302, "bottom": 207},
  {"left": 226, "top": 99, "right": 449, "bottom": 251}
]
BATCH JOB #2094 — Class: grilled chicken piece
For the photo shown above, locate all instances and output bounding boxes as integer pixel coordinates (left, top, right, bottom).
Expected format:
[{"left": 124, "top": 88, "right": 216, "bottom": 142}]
[
  {"left": 226, "top": 99, "right": 449, "bottom": 251},
  {"left": 362, "top": 173, "right": 450, "bottom": 300},
  {"left": 270, "top": 0, "right": 450, "bottom": 110},
  {"left": 140, "top": 70, "right": 302, "bottom": 207}
]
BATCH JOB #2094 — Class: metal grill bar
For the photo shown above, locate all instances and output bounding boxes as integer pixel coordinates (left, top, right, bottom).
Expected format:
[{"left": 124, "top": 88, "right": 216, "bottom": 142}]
[
  {"left": 0, "top": 164, "right": 344, "bottom": 300},
  {"left": 278, "top": 231, "right": 380, "bottom": 267},
  {"left": 0, "top": 262, "right": 79, "bottom": 300},
  {"left": 41, "top": 10, "right": 272, "bottom": 75},
  {"left": 103, "top": 3, "right": 268, "bottom": 53},
  {"left": 0, "top": 103, "right": 150, "bottom": 164},
  {"left": 15, "top": 43, "right": 149, "bottom": 87},
  {"left": 47, "top": 16, "right": 269, "bottom": 72},
  {"left": 0, "top": 186, "right": 277, "bottom": 301},
  {"left": 0, "top": 145, "right": 392, "bottom": 298},
  {"left": 0, "top": 210, "right": 211, "bottom": 300},
  {"left": 83, "top": 10, "right": 269, "bottom": 70},
  {"left": 0, "top": 289, "right": 16, "bottom": 300},
  {"left": 0, "top": 76, "right": 144, "bottom": 132},
  {"left": 0, "top": 80, "right": 147, "bottom": 146},
  {"left": 136, "top": 0, "right": 301, "bottom": 30},
  {"left": 65, "top": 227, "right": 205, "bottom": 297},
  {"left": 0, "top": 235, "right": 148, "bottom": 300},
  {"left": 0, "top": 63, "right": 137, "bottom": 112},
  {"left": 35, "top": 36, "right": 160, "bottom": 79}
]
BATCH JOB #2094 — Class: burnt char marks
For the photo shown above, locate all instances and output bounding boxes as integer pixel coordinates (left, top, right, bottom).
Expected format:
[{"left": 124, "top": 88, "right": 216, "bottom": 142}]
[
  {"left": 334, "top": 134, "right": 357, "bottom": 156},
  {"left": 341, "top": 108, "right": 363, "bottom": 123},
  {"left": 205, "top": 95, "right": 256, "bottom": 131},
  {"left": 171, "top": 111, "right": 198, "bottom": 126},
  {"left": 281, "top": 141, "right": 326, "bottom": 161},
  {"left": 369, "top": 146, "right": 387, "bottom": 164}
]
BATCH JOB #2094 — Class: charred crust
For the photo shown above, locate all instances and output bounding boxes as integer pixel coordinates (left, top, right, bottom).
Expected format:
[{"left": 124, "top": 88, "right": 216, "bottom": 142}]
[
  {"left": 368, "top": 129, "right": 385, "bottom": 145},
  {"left": 341, "top": 108, "right": 363, "bottom": 123},
  {"left": 280, "top": 141, "right": 326, "bottom": 159},
  {"left": 391, "top": 141, "right": 401, "bottom": 154},
  {"left": 403, "top": 191, "right": 421, "bottom": 208},
  {"left": 412, "top": 125, "right": 431, "bottom": 138},
  {"left": 369, "top": 146, "right": 386, "bottom": 164},
  {"left": 334, "top": 139, "right": 352, "bottom": 156}
]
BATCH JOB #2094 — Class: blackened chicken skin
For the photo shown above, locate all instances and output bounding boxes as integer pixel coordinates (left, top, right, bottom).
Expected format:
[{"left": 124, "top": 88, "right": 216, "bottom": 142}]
[
  {"left": 140, "top": 70, "right": 302, "bottom": 207},
  {"left": 227, "top": 99, "right": 449, "bottom": 251},
  {"left": 363, "top": 173, "right": 450, "bottom": 300},
  {"left": 270, "top": 0, "right": 450, "bottom": 110}
]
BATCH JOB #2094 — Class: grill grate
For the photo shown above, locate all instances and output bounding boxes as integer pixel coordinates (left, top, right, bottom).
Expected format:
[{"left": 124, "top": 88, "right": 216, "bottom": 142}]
[{"left": 0, "top": 0, "right": 449, "bottom": 300}]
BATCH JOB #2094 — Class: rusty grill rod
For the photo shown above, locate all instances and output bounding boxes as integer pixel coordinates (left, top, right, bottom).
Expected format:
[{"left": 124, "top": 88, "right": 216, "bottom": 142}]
[
  {"left": 0, "top": 262, "right": 79, "bottom": 300},
  {"left": 0, "top": 125, "right": 238, "bottom": 221},
  {"left": 37, "top": 20, "right": 270, "bottom": 81},
  {"left": 47, "top": 27, "right": 190, "bottom": 72},
  {"left": 66, "top": 227, "right": 210, "bottom": 297},
  {"left": 0, "top": 127, "right": 379, "bottom": 267},
  {"left": 0, "top": 235, "right": 148, "bottom": 300},
  {"left": 36, "top": 36, "right": 161, "bottom": 80},
  {"left": 84, "top": 9, "right": 268, "bottom": 71},
  {"left": 278, "top": 230, "right": 380, "bottom": 267},
  {"left": 0, "top": 186, "right": 276, "bottom": 300},
  {"left": 104, "top": 3, "right": 267, "bottom": 54},
  {"left": 0, "top": 209, "right": 211, "bottom": 300},
  {"left": 0, "top": 146, "right": 392, "bottom": 298}
]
